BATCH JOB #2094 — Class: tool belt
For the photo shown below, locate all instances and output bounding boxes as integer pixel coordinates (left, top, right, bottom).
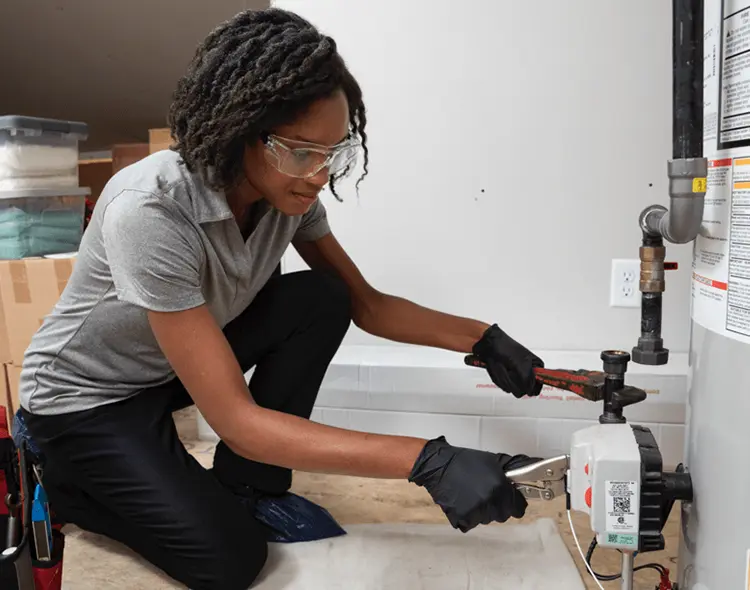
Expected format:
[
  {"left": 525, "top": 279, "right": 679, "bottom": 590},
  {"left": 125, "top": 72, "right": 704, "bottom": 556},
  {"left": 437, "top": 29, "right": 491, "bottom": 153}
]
[{"left": 0, "top": 407, "right": 64, "bottom": 590}]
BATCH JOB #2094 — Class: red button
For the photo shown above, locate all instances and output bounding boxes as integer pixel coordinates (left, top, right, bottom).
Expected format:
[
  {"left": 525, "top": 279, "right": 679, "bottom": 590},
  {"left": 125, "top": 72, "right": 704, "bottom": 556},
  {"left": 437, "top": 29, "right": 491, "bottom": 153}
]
[
  {"left": 585, "top": 487, "right": 592, "bottom": 507},
  {"left": 585, "top": 464, "right": 589, "bottom": 475}
]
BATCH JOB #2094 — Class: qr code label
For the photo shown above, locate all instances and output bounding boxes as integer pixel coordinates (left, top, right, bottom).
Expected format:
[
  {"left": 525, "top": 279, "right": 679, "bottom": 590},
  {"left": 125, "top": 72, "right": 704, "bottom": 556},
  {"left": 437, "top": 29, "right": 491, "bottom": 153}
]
[
  {"left": 613, "top": 496, "right": 631, "bottom": 513},
  {"left": 605, "top": 480, "right": 638, "bottom": 533}
]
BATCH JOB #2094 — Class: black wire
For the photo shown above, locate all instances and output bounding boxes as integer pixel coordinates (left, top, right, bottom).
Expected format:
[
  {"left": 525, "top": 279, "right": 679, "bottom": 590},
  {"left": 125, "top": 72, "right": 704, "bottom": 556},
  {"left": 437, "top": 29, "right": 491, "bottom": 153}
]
[
  {"left": 586, "top": 537, "right": 619, "bottom": 581},
  {"left": 585, "top": 536, "right": 668, "bottom": 582}
]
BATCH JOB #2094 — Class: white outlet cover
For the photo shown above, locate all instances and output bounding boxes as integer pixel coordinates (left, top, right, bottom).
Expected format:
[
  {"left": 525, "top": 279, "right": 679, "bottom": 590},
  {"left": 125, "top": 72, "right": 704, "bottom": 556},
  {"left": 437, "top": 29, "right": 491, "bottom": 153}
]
[{"left": 610, "top": 259, "right": 641, "bottom": 308}]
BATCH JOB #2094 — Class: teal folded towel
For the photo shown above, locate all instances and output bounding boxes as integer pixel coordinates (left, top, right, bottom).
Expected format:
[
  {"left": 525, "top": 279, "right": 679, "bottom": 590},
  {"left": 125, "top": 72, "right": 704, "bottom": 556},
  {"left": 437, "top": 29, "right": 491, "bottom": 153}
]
[
  {"left": 0, "top": 239, "right": 28, "bottom": 259},
  {"left": 0, "top": 207, "right": 32, "bottom": 238},
  {"left": 0, "top": 205, "right": 83, "bottom": 258}
]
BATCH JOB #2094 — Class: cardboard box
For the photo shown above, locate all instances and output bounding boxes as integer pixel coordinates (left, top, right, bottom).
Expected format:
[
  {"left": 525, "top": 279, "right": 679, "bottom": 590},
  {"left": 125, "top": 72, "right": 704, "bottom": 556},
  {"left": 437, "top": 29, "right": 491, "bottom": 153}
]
[
  {"left": 0, "top": 291, "right": 8, "bottom": 364},
  {"left": 78, "top": 158, "right": 113, "bottom": 204},
  {"left": 3, "top": 363, "right": 21, "bottom": 415},
  {"left": 149, "top": 128, "right": 173, "bottom": 154},
  {"left": 112, "top": 142, "right": 149, "bottom": 173},
  {"left": 0, "top": 363, "right": 11, "bottom": 429},
  {"left": 0, "top": 257, "right": 76, "bottom": 365}
]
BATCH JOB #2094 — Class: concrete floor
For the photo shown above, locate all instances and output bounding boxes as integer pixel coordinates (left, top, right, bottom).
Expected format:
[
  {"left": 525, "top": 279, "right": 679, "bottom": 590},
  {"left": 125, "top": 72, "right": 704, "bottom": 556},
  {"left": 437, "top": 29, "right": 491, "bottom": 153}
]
[{"left": 56, "top": 409, "right": 680, "bottom": 590}]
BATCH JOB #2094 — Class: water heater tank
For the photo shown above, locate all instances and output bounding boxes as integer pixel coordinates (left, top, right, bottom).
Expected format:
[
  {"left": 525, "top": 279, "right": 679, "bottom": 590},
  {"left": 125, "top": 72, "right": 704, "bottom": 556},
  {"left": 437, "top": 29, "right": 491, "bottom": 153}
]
[{"left": 678, "top": 1, "right": 750, "bottom": 587}]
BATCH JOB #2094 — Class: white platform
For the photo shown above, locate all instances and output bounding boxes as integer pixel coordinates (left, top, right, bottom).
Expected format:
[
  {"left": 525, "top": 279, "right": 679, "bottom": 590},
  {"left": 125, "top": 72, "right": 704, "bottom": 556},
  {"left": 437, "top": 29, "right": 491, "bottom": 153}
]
[
  {"left": 197, "top": 344, "right": 689, "bottom": 466},
  {"left": 254, "top": 520, "right": 585, "bottom": 589}
]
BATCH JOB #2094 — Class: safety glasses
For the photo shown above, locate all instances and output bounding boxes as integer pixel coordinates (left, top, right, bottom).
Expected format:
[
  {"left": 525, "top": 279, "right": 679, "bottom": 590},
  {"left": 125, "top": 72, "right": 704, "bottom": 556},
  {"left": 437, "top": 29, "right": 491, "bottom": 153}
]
[{"left": 262, "top": 133, "right": 361, "bottom": 179}]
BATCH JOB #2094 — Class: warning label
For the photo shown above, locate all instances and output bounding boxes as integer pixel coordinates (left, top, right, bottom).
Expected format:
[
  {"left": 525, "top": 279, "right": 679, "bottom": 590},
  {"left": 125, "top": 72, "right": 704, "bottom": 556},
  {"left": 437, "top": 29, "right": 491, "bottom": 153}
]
[
  {"left": 692, "top": 156, "right": 750, "bottom": 343},
  {"left": 693, "top": 158, "right": 732, "bottom": 330}
]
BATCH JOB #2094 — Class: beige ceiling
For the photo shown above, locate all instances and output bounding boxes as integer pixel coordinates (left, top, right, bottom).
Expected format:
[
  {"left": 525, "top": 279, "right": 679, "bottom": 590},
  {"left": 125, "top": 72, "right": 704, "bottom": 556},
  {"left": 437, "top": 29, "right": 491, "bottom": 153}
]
[{"left": 0, "top": 0, "right": 269, "bottom": 150}]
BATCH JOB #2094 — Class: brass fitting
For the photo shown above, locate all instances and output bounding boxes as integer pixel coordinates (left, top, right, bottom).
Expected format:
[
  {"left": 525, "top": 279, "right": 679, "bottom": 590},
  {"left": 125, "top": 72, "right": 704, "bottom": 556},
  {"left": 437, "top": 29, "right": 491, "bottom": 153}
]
[{"left": 639, "top": 245, "right": 666, "bottom": 293}]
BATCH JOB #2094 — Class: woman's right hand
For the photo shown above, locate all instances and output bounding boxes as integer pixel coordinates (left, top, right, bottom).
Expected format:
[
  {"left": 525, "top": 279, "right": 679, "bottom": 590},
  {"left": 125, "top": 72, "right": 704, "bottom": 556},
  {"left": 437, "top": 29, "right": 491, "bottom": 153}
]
[{"left": 408, "top": 436, "right": 539, "bottom": 532}]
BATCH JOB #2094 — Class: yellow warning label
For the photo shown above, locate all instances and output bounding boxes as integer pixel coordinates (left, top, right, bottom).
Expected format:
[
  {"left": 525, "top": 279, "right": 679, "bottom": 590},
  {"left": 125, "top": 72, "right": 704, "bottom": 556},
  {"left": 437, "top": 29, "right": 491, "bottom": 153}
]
[{"left": 692, "top": 177, "right": 707, "bottom": 192}]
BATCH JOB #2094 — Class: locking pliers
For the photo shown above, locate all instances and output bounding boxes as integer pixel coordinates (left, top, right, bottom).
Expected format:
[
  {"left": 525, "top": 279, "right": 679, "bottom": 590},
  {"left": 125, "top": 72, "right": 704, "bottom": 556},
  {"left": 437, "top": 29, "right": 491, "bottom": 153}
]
[{"left": 506, "top": 455, "right": 569, "bottom": 501}]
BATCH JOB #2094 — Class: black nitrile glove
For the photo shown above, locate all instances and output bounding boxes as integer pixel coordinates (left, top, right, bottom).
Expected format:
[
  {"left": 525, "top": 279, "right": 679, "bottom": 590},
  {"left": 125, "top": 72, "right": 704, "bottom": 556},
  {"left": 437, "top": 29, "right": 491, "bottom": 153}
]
[
  {"left": 408, "top": 436, "right": 540, "bottom": 533},
  {"left": 472, "top": 324, "right": 544, "bottom": 398}
]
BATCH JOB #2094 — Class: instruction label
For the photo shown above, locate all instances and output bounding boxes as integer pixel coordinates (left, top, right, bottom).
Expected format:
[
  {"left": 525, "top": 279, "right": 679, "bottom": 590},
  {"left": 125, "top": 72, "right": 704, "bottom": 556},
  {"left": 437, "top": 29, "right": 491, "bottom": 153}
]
[
  {"left": 719, "top": 0, "right": 750, "bottom": 149},
  {"left": 706, "top": 15, "right": 720, "bottom": 143},
  {"left": 728, "top": 160, "right": 750, "bottom": 336},
  {"left": 695, "top": 2, "right": 750, "bottom": 342},
  {"left": 604, "top": 481, "right": 638, "bottom": 534}
]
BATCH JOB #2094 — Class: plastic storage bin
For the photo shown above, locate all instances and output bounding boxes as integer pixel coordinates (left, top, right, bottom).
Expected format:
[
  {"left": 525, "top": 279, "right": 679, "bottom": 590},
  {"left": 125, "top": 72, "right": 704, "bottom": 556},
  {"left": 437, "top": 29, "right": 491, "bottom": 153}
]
[
  {"left": 0, "top": 187, "right": 89, "bottom": 259},
  {"left": 0, "top": 116, "right": 88, "bottom": 191}
]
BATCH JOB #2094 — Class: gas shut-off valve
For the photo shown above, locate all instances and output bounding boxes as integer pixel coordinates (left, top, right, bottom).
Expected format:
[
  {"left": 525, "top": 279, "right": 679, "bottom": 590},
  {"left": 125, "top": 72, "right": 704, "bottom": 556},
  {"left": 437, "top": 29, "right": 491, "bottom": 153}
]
[
  {"left": 502, "top": 350, "right": 693, "bottom": 588},
  {"left": 568, "top": 421, "right": 692, "bottom": 553},
  {"left": 567, "top": 351, "right": 693, "bottom": 551}
]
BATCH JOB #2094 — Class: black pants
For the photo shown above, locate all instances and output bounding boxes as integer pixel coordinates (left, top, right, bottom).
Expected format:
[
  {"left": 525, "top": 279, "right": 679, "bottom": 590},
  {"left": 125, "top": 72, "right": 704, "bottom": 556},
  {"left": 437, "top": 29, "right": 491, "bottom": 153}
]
[{"left": 22, "top": 270, "right": 352, "bottom": 590}]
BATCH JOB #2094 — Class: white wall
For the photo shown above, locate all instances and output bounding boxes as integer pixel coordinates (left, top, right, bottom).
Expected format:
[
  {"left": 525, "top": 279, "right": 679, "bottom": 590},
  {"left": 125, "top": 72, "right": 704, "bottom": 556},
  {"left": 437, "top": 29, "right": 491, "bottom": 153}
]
[
  {"left": 194, "top": 0, "right": 695, "bottom": 463},
  {"left": 277, "top": 0, "right": 691, "bottom": 355}
]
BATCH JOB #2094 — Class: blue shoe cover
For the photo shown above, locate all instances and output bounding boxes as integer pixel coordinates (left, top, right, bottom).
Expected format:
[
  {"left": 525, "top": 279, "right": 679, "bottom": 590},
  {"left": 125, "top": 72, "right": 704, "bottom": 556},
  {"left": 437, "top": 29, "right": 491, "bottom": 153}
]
[{"left": 254, "top": 491, "right": 347, "bottom": 543}]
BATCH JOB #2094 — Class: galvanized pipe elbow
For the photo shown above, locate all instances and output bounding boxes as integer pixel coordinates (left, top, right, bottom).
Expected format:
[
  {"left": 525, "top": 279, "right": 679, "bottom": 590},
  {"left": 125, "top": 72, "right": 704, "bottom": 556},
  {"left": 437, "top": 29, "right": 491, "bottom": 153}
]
[
  {"left": 640, "top": 158, "right": 708, "bottom": 244},
  {"left": 640, "top": 199, "right": 704, "bottom": 244}
]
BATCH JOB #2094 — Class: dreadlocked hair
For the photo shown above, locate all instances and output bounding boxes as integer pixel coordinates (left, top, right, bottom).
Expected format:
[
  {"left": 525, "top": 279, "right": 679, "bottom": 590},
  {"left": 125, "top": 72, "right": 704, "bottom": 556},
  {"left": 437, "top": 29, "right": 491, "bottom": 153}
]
[{"left": 168, "top": 7, "right": 368, "bottom": 201}]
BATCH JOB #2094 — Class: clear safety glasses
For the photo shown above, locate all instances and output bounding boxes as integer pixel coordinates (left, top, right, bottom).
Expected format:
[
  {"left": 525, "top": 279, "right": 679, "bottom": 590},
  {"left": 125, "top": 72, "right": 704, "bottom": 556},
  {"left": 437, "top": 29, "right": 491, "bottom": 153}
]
[{"left": 262, "top": 133, "right": 361, "bottom": 179}]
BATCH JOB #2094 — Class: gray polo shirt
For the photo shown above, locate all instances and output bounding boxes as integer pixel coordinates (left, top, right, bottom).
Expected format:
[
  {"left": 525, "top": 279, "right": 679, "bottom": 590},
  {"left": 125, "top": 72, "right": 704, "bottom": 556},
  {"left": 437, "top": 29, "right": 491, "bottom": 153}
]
[{"left": 19, "top": 149, "right": 330, "bottom": 415}]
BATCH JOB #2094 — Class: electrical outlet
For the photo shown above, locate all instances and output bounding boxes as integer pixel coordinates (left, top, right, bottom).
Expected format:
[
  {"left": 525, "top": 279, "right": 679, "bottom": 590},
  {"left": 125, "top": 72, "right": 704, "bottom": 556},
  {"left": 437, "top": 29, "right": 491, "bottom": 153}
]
[{"left": 610, "top": 259, "right": 641, "bottom": 308}]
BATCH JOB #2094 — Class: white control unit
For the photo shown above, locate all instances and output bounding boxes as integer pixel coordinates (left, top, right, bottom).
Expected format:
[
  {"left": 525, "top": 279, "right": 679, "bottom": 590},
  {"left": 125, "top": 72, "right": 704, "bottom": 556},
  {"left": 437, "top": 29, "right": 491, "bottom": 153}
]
[{"left": 568, "top": 424, "right": 642, "bottom": 550}]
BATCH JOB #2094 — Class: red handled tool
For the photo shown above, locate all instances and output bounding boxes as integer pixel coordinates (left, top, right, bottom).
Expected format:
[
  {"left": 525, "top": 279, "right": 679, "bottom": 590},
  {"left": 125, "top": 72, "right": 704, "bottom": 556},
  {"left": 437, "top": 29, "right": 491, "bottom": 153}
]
[{"left": 464, "top": 355, "right": 613, "bottom": 402}]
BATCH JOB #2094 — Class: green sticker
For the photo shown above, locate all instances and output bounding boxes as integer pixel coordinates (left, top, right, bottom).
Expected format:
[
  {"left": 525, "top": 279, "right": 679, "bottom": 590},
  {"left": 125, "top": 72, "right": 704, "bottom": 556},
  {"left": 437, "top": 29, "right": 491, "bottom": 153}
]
[{"left": 605, "top": 533, "right": 637, "bottom": 547}]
